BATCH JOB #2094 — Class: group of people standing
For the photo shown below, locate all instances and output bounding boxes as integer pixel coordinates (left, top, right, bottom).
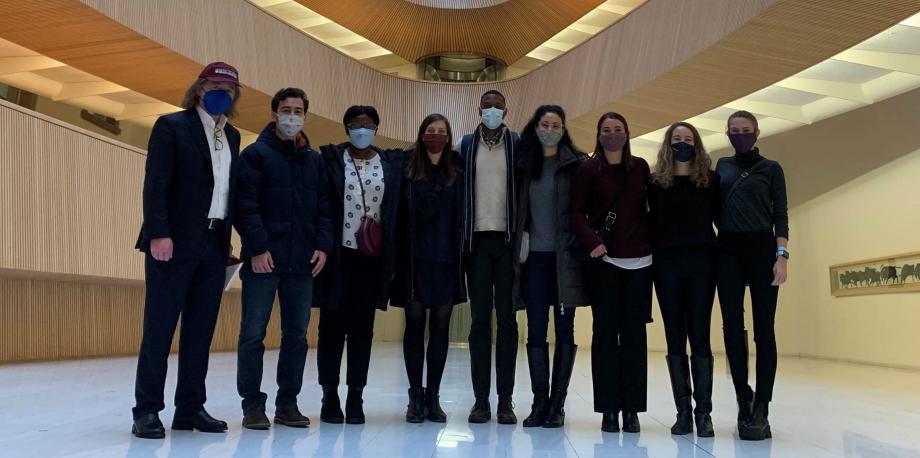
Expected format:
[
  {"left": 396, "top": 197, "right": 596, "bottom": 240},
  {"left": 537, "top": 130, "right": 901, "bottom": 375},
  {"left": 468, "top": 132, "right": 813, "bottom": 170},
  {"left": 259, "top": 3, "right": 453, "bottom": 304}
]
[{"left": 130, "top": 62, "right": 789, "bottom": 443}]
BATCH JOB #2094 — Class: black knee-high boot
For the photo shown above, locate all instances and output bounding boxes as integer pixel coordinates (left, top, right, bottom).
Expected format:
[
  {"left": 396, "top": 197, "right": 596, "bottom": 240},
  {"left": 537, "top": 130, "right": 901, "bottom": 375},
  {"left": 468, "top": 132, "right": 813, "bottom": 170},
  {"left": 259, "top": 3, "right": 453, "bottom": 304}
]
[
  {"left": 691, "top": 355, "right": 714, "bottom": 437},
  {"left": 666, "top": 354, "right": 693, "bottom": 435},
  {"left": 543, "top": 343, "right": 577, "bottom": 428}
]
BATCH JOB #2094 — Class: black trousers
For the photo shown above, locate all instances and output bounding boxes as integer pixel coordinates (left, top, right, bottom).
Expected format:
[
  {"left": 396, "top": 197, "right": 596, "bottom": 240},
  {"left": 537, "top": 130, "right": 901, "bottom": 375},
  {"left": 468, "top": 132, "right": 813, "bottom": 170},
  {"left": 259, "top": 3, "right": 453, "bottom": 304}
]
[
  {"left": 133, "top": 230, "right": 226, "bottom": 419},
  {"left": 466, "top": 231, "right": 518, "bottom": 398},
  {"left": 717, "top": 231, "right": 779, "bottom": 402},
  {"left": 237, "top": 264, "right": 313, "bottom": 410},
  {"left": 588, "top": 260, "right": 652, "bottom": 414},
  {"left": 523, "top": 251, "right": 576, "bottom": 345},
  {"left": 654, "top": 246, "right": 715, "bottom": 357},
  {"left": 317, "top": 248, "right": 382, "bottom": 388}
]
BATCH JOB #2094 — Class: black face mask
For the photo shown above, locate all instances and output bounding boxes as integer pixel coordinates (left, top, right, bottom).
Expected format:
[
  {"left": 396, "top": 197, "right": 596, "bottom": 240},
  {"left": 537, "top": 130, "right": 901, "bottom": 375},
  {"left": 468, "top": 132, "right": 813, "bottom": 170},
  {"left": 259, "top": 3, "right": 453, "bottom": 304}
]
[{"left": 671, "top": 141, "right": 695, "bottom": 162}]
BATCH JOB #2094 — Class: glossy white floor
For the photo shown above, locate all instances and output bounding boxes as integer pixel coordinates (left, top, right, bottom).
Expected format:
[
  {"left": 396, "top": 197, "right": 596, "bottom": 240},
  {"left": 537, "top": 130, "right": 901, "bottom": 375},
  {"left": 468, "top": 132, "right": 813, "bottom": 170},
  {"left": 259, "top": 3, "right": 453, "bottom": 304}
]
[{"left": 1, "top": 344, "right": 919, "bottom": 458}]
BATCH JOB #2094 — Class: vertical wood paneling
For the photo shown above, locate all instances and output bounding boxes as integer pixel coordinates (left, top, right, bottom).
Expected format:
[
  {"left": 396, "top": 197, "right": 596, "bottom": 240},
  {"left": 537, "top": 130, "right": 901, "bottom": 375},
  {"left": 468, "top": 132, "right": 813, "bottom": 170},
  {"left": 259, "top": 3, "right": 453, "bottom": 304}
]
[{"left": 0, "top": 274, "right": 320, "bottom": 363}]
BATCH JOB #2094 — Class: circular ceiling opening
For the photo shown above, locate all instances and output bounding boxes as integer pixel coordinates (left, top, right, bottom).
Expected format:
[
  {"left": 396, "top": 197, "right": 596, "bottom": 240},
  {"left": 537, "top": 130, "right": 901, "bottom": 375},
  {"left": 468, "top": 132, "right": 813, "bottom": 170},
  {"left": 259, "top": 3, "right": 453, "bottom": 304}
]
[
  {"left": 418, "top": 53, "right": 506, "bottom": 82},
  {"left": 405, "top": 0, "right": 509, "bottom": 9}
]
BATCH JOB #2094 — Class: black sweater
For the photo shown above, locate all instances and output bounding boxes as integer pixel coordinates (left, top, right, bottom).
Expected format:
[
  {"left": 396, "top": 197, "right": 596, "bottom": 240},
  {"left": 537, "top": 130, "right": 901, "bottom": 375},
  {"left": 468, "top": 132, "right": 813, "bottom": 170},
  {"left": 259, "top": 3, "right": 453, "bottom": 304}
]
[
  {"left": 648, "top": 172, "right": 721, "bottom": 251},
  {"left": 715, "top": 149, "right": 789, "bottom": 239}
]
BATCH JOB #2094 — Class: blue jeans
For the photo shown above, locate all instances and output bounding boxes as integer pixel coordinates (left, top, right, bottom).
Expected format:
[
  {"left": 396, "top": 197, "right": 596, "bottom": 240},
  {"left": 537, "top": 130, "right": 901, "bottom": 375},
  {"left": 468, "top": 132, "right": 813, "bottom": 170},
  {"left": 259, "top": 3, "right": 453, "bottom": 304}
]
[
  {"left": 237, "top": 263, "right": 313, "bottom": 410},
  {"left": 524, "top": 251, "right": 576, "bottom": 345}
]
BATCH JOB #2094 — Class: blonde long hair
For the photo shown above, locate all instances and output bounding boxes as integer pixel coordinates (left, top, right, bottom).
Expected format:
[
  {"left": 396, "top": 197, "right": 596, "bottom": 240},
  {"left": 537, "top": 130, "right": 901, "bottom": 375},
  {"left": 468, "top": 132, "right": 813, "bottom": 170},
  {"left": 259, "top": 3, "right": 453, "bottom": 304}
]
[{"left": 651, "top": 122, "right": 712, "bottom": 189}]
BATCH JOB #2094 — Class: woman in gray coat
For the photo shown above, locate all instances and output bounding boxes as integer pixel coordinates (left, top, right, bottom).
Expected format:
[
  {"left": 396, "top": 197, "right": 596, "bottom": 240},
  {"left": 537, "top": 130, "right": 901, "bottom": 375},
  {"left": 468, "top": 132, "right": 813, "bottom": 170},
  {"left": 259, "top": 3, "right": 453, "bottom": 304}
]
[{"left": 512, "top": 105, "right": 589, "bottom": 428}]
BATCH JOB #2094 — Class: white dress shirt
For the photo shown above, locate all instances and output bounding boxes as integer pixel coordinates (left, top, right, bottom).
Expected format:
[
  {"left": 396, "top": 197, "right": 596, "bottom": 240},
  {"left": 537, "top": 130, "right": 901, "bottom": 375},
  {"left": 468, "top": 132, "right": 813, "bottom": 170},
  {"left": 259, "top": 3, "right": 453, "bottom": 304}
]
[{"left": 196, "top": 105, "right": 231, "bottom": 220}]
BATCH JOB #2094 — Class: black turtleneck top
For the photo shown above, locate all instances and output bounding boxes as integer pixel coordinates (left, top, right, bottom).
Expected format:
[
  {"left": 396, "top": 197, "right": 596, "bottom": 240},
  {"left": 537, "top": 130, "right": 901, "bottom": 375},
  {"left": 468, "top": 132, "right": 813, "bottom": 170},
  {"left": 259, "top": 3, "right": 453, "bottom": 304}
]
[{"left": 715, "top": 148, "right": 789, "bottom": 239}]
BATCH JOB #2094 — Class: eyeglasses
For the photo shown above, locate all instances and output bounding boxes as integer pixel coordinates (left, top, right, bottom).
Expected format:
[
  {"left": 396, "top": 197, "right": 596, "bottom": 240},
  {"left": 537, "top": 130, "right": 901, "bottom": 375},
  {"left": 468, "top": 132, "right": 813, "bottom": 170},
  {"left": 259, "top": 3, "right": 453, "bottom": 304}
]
[
  {"left": 604, "top": 211, "right": 617, "bottom": 231},
  {"left": 214, "top": 128, "right": 224, "bottom": 151}
]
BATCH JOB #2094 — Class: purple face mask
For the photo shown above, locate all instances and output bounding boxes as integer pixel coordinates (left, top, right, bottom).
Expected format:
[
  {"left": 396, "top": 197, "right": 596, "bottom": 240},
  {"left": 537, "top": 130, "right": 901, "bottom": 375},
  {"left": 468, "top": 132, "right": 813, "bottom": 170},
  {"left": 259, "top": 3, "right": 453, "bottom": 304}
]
[
  {"left": 599, "top": 132, "right": 628, "bottom": 152},
  {"left": 728, "top": 132, "right": 757, "bottom": 154}
]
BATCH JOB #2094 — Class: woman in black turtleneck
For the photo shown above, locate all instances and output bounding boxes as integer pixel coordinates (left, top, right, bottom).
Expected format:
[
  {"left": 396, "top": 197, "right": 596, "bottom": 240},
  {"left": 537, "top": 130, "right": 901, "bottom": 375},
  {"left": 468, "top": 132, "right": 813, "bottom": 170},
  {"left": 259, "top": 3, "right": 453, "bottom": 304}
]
[
  {"left": 715, "top": 110, "right": 789, "bottom": 441},
  {"left": 648, "top": 122, "right": 719, "bottom": 438}
]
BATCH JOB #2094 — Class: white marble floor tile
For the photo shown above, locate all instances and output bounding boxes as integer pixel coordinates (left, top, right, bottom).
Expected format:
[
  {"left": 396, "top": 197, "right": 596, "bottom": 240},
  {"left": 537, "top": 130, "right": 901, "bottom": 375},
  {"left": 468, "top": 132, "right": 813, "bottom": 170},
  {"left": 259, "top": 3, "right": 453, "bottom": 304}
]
[{"left": 0, "top": 344, "right": 918, "bottom": 457}]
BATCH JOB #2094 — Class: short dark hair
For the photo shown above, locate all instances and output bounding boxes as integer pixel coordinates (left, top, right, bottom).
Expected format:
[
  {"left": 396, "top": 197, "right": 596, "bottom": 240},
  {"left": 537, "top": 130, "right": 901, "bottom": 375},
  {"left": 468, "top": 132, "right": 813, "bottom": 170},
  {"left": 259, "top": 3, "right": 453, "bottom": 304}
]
[
  {"left": 342, "top": 105, "right": 380, "bottom": 128},
  {"left": 727, "top": 110, "right": 759, "bottom": 130},
  {"left": 481, "top": 90, "right": 505, "bottom": 104},
  {"left": 271, "top": 87, "right": 309, "bottom": 112}
]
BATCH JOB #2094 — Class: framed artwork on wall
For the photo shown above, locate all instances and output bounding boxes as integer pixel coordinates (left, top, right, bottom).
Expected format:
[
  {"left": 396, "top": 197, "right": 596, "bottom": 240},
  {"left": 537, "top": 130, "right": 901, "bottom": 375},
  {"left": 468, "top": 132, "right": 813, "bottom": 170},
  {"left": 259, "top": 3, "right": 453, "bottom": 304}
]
[{"left": 830, "top": 251, "right": 920, "bottom": 297}]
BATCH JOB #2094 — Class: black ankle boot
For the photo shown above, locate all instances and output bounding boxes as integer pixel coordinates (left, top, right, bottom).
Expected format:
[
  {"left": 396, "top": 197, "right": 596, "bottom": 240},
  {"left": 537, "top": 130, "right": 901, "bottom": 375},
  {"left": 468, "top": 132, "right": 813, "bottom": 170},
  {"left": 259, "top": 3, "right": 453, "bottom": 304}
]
[
  {"left": 406, "top": 387, "right": 425, "bottom": 423},
  {"left": 543, "top": 343, "right": 577, "bottom": 429},
  {"left": 496, "top": 396, "right": 517, "bottom": 425},
  {"left": 666, "top": 354, "right": 693, "bottom": 435},
  {"left": 622, "top": 411, "right": 640, "bottom": 433},
  {"left": 523, "top": 343, "right": 549, "bottom": 428},
  {"left": 345, "top": 386, "right": 365, "bottom": 424},
  {"left": 320, "top": 385, "right": 344, "bottom": 424},
  {"left": 601, "top": 412, "right": 619, "bottom": 432},
  {"left": 736, "top": 386, "right": 754, "bottom": 433},
  {"left": 740, "top": 400, "right": 771, "bottom": 441},
  {"left": 425, "top": 387, "right": 446, "bottom": 423},
  {"left": 691, "top": 355, "right": 714, "bottom": 437}
]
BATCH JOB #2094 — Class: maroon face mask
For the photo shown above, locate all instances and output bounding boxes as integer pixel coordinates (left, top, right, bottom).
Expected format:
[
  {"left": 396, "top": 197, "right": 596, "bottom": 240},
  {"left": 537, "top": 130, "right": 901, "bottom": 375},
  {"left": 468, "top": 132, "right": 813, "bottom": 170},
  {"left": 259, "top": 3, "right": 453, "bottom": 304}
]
[
  {"left": 422, "top": 133, "right": 448, "bottom": 154},
  {"left": 599, "top": 132, "right": 628, "bottom": 152}
]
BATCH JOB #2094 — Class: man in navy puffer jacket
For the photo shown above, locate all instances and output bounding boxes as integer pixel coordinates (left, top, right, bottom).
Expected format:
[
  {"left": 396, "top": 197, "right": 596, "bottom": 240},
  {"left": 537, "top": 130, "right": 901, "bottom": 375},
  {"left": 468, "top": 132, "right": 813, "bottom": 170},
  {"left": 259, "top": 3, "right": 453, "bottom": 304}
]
[{"left": 234, "top": 87, "right": 333, "bottom": 430}]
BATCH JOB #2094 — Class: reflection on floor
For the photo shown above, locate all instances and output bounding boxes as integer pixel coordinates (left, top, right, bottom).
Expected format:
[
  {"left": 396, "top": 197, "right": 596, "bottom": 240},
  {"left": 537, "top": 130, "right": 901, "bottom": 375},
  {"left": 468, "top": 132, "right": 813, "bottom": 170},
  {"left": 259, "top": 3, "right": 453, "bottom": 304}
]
[{"left": 1, "top": 344, "right": 919, "bottom": 458}]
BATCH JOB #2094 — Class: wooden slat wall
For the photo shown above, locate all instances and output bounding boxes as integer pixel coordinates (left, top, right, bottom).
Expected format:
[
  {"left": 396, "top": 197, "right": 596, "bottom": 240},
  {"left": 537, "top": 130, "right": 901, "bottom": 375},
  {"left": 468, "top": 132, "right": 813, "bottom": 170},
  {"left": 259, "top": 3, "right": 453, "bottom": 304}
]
[
  {"left": 0, "top": 100, "right": 321, "bottom": 363},
  {"left": 0, "top": 274, "right": 320, "bottom": 363}
]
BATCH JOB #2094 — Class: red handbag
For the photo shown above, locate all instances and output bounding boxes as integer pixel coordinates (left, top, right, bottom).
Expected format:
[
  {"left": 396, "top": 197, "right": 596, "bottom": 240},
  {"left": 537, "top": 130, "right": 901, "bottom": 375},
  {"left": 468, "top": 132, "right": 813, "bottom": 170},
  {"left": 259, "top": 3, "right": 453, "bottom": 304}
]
[{"left": 352, "top": 159, "right": 383, "bottom": 257}]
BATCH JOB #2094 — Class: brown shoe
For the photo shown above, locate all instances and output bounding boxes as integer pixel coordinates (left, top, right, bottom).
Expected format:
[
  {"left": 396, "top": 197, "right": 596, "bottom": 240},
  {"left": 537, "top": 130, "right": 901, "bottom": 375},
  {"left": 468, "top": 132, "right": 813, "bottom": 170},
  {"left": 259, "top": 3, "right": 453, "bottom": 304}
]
[
  {"left": 274, "top": 406, "right": 311, "bottom": 428},
  {"left": 242, "top": 408, "right": 271, "bottom": 430}
]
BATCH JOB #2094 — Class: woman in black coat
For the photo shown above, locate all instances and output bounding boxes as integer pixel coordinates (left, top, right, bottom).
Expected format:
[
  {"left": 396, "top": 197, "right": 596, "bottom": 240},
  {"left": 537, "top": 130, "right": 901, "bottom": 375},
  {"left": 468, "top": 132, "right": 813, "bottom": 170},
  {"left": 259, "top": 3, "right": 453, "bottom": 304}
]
[
  {"left": 511, "top": 105, "right": 589, "bottom": 429},
  {"left": 390, "top": 113, "right": 466, "bottom": 423},
  {"left": 314, "top": 105, "right": 407, "bottom": 425}
]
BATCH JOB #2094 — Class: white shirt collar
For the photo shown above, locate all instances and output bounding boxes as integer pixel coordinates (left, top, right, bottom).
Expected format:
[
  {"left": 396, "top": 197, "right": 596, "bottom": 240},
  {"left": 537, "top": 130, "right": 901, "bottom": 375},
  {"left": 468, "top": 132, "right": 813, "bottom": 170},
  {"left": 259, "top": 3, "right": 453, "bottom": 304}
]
[{"left": 195, "top": 104, "right": 228, "bottom": 131}]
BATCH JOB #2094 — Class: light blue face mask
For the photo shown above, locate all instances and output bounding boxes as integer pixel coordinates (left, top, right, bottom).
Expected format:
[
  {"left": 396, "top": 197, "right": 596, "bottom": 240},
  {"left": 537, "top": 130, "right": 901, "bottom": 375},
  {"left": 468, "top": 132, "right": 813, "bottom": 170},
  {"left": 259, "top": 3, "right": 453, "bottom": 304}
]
[
  {"left": 480, "top": 107, "right": 504, "bottom": 130},
  {"left": 348, "top": 128, "right": 376, "bottom": 150}
]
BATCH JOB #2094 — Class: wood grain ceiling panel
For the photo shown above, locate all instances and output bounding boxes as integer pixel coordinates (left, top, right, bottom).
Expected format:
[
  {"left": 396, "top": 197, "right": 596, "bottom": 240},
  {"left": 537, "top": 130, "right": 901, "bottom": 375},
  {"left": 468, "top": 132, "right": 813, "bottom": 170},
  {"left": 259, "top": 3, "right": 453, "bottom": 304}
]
[
  {"left": 2, "top": 0, "right": 918, "bottom": 151},
  {"left": 295, "top": 0, "right": 606, "bottom": 64}
]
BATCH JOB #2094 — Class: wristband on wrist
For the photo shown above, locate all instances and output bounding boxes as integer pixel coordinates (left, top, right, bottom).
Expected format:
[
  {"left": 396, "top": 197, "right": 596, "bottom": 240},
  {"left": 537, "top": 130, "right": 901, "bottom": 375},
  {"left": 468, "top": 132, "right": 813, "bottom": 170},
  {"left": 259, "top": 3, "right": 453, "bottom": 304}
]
[{"left": 776, "top": 247, "right": 789, "bottom": 259}]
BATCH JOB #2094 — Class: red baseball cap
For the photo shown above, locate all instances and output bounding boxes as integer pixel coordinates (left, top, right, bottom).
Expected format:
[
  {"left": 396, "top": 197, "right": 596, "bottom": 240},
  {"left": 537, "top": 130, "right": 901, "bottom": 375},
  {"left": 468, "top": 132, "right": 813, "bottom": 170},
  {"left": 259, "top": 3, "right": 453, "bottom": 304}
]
[{"left": 199, "top": 61, "right": 239, "bottom": 84}]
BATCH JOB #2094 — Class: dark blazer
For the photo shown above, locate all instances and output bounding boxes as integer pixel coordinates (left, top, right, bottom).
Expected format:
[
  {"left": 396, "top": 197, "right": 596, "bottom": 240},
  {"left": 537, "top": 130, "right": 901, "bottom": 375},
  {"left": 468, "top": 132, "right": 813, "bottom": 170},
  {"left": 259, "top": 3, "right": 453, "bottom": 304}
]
[
  {"left": 313, "top": 143, "right": 408, "bottom": 311},
  {"left": 512, "top": 144, "right": 590, "bottom": 310},
  {"left": 390, "top": 154, "right": 467, "bottom": 308},
  {"left": 234, "top": 123, "right": 334, "bottom": 274},
  {"left": 458, "top": 127, "right": 520, "bottom": 251},
  {"left": 135, "top": 109, "right": 240, "bottom": 259}
]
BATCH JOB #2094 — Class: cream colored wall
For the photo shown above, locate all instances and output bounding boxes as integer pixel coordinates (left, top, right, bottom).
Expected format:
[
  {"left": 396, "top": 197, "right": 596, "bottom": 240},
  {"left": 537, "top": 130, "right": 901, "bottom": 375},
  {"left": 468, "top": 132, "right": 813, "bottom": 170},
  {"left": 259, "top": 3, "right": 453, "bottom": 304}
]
[{"left": 784, "top": 149, "right": 920, "bottom": 369}]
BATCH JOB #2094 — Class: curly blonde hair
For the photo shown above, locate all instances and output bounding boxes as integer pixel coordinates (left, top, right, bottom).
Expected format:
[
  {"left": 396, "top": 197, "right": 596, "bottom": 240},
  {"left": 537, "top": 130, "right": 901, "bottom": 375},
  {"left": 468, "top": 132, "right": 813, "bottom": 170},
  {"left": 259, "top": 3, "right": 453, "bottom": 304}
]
[{"left": 651, "top": 122, "right": 712, "bottom": 189}]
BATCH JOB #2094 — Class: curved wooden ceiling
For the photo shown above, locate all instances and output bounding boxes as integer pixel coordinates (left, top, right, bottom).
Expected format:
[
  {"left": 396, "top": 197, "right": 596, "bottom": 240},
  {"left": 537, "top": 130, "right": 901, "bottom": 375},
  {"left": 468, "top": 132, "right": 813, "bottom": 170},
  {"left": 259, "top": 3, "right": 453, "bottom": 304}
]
[
  {"left": 294, "top": 0, "right": 606, "bottom": 64},
  {"left": 1, "top": 0, "right": 918, "bottom": 152}
]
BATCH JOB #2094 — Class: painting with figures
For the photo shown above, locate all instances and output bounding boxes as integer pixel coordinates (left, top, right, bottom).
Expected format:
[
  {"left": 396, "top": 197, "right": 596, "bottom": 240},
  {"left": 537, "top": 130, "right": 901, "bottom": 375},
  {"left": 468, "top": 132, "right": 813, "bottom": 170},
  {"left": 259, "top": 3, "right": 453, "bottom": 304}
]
[{"left": 830, "top": 251, "right": 920, "bottom": 297}]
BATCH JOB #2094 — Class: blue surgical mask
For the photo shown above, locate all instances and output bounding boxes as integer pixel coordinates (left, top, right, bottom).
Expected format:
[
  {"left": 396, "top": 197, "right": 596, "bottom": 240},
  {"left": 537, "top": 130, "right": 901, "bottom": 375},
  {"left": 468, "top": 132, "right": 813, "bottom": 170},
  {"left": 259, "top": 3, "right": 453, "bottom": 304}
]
[
  {"left": 202, "top": 89, "right": 232, "bottom": 116},
  {"left": 348, "top": 128, "right": 376, "bottom": 150},
  {"left": 480, "top": 107, "right": 504, "bottom": 130}
]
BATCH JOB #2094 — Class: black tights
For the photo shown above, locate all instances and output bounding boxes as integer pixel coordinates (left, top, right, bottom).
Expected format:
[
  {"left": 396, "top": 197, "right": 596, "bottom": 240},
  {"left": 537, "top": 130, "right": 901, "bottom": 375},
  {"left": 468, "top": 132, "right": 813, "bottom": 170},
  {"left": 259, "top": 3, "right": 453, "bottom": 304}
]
[{"left": 403, "top": 302, "right": 453, "bottom": 391}]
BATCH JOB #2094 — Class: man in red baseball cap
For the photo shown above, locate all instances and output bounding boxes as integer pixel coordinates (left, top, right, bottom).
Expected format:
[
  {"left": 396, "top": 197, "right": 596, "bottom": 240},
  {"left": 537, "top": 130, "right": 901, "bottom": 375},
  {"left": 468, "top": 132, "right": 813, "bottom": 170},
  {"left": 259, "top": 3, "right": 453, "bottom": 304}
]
[{"left": 131, "top": 62, "right": 242, "bottom": 439}]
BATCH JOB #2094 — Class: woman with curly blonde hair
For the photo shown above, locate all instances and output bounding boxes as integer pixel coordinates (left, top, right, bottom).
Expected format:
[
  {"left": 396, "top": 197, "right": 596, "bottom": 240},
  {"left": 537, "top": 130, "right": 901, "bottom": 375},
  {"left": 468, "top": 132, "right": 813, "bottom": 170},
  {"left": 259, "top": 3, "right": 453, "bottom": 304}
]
[{"left": 648, "top": 121, "right": 720, "bottom": 438}]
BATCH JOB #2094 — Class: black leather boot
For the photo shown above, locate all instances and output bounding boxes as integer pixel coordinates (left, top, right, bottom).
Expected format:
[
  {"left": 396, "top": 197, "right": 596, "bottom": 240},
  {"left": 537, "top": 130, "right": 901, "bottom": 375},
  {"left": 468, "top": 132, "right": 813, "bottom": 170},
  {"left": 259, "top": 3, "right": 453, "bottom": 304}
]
[
  {"left": 496, "top": 396, "right": 517, "bottom": 424},
  {"left": 425, "top": 387, "right": 447, "bottom": 423},
  {"left": 523, "top": 343, "right": 549, "bottom": 428},
  {"left": 406, "top": 387, "right": 425, "bottom": 423},
  {"left": 132, "top": 413, "right": 166, "bottom": 439},
  {"left": 622, "top": 411, "right": 640, "bottom": 433},
  {"left": 666, "top": 354, "right": 693, "bottom": 435},
  {"left": 691, "top": 355, "right": 715, "bottom": 437},
  {"left": 543, "top": 343, "right": 577, "bottom": 428},
  {"left": 320, "top": 385, "right": 344, "bottom": 424},
  {"left": 468, "top": 398, "right": 491, "bottom": 423},
  {"left": 601, "top": 412, "right": 619, "bottom": 433},
  {"left": 736, "top": 385, "right": 754, "bottom": 433},
  {"left": 345, "top": 386, "right": 365, "bottom": 424},
  {"left": 740, "top": 400, "right": 772, "bottom": 441}
]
